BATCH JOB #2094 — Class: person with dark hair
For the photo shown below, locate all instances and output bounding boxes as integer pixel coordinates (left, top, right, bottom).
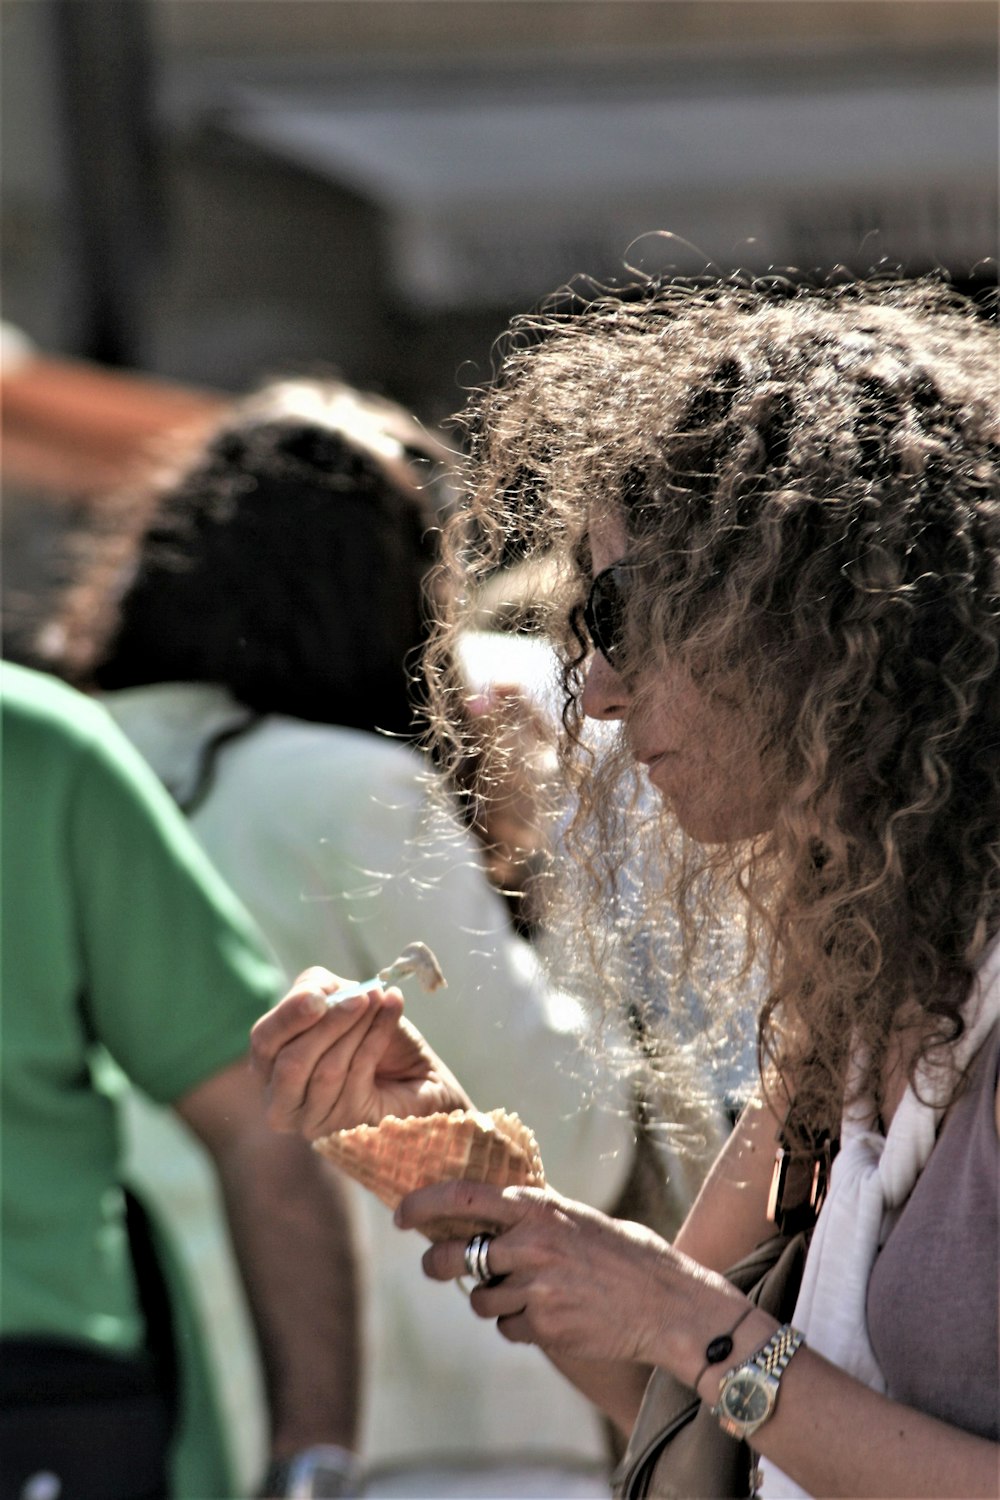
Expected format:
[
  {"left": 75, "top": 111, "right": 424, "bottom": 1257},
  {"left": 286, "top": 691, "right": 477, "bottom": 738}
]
[
  {"left": 250, "top": 279, "right": 999, "bottom": 1498},
  {"left": 1, "top": 662, "right": 361, "bottom": 1500},
  {"left": 39, "top": 377, "right": 637, "bottom": 1486},
  {"left": 43, "top": 378, "right": 438, "bottom": 740}
]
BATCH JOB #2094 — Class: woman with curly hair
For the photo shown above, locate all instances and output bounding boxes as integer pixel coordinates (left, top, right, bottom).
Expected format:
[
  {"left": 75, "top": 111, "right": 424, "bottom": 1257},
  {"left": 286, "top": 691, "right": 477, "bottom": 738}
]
[{"left": 251, "top": 278, "right": 1000, "bottom": 1498}]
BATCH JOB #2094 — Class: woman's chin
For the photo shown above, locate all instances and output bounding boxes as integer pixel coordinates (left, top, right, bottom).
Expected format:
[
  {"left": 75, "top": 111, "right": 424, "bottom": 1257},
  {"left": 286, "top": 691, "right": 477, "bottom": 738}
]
[{"left": 663, "top": 794, "right": 771, "bottom": 847}]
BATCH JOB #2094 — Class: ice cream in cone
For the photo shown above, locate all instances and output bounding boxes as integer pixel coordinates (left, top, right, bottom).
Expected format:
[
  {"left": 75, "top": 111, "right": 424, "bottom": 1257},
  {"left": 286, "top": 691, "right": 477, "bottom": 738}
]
[{"left": 314, "top": 1107, "right": 546, "bottom": 1239}]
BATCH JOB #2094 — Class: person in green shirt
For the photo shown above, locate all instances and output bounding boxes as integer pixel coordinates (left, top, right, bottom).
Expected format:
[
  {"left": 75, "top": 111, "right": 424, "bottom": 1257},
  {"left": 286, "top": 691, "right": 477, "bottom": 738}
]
[{"left": 1, "top": 662, "right": 363, "bottom": 1500}]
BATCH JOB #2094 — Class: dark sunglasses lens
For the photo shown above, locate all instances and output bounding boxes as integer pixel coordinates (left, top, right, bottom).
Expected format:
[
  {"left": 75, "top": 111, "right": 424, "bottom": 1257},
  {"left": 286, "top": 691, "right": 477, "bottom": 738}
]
[{"left": 584, "top": 568, "right": 627, "bottom": 662}]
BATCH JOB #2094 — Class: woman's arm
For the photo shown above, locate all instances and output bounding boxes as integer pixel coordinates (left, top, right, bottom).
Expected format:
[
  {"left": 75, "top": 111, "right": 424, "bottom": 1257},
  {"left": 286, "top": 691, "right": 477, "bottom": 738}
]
[
  {"left": 540, "top": 1351, "right": 655, "bottom": 1438},
  {"left": 728, "top": 1339, "right": 999, "bottom": 1500},
  {"left": 404, "top": 1178, "right": 998, "bottom": 1499},
  {"left": 250, "top": 979, "right": 781, "bottom": 1435},
  {"left": 530, "top": 1096, "right": 785, "bottom": 1435},
  {"left": 176, "top": 1058, "right": 363, "bottom": 1465},
  {"left": 672, "top": 1092, "right": 781, "bottom": 1271}
]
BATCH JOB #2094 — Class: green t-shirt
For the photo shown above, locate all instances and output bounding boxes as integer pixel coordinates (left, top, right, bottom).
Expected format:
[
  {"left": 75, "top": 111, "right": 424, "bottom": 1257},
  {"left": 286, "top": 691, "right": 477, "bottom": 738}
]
[{"left": 1, "top": 662, "right": 284, "bottom": 1353}]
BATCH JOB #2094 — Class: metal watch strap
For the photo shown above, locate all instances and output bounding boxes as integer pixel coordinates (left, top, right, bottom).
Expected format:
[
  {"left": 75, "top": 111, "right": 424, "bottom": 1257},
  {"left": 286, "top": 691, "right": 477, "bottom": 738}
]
[
  {"left": 711, "top": 1322, "right": 806, "bottom": 1444},
  {"left": 749, "top": 1322, "right": 804, "bottom": 1380}
]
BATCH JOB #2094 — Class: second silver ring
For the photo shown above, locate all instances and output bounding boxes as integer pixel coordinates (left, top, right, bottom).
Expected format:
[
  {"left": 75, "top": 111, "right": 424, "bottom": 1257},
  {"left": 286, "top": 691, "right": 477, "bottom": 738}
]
[{"left": 464, "top": 1231, "right": 496, "bottom": 1286}]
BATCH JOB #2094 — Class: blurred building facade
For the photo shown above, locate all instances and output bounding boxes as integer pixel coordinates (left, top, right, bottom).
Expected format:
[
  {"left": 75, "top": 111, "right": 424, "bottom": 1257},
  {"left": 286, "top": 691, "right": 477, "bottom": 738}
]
[{"left": 3, "top": 0, "right": 996, "bottom": 423}]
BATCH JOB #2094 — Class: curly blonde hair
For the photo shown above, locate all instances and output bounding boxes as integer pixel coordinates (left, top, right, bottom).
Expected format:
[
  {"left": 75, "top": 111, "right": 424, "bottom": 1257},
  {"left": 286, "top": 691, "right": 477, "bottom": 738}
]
[{"left": 426, "top": 276, "right": 1000, "bottom": 1141}]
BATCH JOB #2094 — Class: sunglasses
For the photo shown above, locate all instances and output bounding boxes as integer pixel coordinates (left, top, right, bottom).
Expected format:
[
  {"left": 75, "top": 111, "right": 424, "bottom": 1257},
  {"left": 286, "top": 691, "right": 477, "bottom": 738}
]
[{"left": 582, "top": 562, "right": 633, "bottom": 665}]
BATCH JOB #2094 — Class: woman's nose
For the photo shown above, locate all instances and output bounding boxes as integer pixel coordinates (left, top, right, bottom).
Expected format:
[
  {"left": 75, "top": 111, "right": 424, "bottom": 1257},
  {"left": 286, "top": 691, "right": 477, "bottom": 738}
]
[{"left": 581, "top": 650, "right": 630, "bottom": 721}]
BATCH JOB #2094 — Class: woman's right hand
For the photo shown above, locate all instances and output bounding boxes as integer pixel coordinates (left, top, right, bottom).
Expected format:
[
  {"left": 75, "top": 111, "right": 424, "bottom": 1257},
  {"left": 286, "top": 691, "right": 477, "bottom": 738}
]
[{"left": 250, "top": 967, "right": 473, "bottom": 1139}]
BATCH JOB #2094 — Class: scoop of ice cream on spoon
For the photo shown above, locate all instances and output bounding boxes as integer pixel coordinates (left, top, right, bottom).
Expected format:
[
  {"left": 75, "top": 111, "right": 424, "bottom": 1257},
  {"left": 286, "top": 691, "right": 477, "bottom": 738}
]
[
  {"left": 378, "top": 941, "right": 447, "bottom": 991},
  {"left": 324, "top": 941, "right": 447, "bottom": 1007}
]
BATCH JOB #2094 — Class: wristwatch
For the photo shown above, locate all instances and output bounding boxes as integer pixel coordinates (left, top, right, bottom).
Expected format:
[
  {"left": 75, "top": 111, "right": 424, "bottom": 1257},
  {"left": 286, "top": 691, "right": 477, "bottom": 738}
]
[
  {"left": 260, "top": 1445, "right": 363, "bottom": 1498},
  {"left": 712, "top": 1323, "right": 805, "bottom": 1440}
]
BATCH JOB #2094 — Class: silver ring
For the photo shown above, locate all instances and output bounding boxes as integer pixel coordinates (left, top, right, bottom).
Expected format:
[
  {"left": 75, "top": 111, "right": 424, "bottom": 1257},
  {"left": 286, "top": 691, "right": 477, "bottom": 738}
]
[{"left": 464, "top": 1232, "right": 496, "bottom": 1286}]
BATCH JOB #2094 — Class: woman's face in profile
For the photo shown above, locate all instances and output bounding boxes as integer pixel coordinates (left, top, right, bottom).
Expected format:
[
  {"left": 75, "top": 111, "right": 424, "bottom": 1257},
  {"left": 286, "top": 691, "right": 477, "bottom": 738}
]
[{"left": 581, "top": 512, "right": 781, "bottom": 845}]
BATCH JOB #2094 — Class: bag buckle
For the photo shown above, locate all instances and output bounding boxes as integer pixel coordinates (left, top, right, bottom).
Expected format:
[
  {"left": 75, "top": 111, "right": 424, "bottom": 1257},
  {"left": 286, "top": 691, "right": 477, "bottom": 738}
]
[{"left": 766, "top": 1132, "right": 834, "bottom": 1235}]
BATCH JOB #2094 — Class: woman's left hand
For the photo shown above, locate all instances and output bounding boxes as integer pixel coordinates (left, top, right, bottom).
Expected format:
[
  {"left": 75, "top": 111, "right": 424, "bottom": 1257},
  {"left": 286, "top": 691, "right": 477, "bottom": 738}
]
[{"left": 397, "top": 1178, "right": 738, "bottom": 1376}]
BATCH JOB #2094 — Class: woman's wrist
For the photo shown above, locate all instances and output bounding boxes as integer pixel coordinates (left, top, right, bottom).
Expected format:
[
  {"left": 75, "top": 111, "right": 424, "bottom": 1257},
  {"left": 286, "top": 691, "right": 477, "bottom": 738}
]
[
  {"left": 693, "top": 1306, "right": 780, "bottom": 1406},
  {"left": 637, "top": 1254, "right": 780, "bottom": 1399},
  {"left": 633, "top": 1255, "right": 747, "bottom": 1383}
]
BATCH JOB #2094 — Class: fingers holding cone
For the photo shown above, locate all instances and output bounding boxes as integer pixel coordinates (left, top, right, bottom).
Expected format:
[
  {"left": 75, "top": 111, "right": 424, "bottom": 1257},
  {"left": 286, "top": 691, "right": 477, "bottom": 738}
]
[{"left": 314, "top": 1107, "right": 545, "bottom": 1239}]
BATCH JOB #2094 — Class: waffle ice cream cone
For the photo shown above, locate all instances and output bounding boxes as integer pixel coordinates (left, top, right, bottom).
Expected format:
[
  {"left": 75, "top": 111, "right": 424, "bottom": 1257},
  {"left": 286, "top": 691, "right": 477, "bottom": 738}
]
[{"left": 314, "top": 1107, "right": 546, "bottom": 1240}]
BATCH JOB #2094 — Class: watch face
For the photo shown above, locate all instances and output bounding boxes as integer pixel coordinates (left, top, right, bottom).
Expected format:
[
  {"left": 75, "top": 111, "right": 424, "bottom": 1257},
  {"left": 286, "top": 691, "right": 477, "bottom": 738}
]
[{"left": 721, "top": 1373, "right": 772, "bottom": 1427}]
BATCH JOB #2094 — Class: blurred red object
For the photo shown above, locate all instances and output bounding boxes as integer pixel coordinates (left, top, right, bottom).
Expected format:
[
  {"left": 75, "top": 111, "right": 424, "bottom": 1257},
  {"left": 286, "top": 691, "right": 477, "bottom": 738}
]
[{"left": 1, "top": 352, "right": 227, "bottom": 501}]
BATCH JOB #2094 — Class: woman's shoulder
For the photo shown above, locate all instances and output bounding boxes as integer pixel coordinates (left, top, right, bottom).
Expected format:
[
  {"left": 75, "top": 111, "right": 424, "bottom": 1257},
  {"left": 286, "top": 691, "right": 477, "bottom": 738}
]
[
  {"left": 240, "top": 715, "right": 428, "bottom": 795},
  {"left": 7, "top": 663, "right": 127, "bottom": 764},
  {"left": 103, "top": 684, "right": 434, "bottom": 830},
  {"left": 220, "top": 716, "right": 439, "bottom": 849}
]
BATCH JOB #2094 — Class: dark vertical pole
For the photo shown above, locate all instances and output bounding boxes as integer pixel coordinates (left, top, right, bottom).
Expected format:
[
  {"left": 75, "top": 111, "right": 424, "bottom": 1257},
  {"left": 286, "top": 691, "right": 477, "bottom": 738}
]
[{"left": 52, "top": 0, "right": 163, "bottom": 367}]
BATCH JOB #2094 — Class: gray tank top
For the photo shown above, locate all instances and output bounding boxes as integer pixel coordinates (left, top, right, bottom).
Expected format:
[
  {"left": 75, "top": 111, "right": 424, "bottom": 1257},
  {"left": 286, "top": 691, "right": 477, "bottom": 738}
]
[{"left": 867, "top": 1022, "right": 999, "bottom": 1441}]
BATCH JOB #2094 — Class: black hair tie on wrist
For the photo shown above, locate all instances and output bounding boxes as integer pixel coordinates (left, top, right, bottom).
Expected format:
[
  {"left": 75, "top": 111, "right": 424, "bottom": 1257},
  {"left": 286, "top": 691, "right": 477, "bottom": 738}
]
[{"left": 692, "top": 1304, "right": 754, "bottom": 1394}]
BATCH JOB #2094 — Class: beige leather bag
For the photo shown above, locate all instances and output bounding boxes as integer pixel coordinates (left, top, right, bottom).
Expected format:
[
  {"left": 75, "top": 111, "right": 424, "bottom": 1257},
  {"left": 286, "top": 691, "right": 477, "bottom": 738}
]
[{"left": 610, "top": 1232, "right": 810, "bottom": 1500}]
